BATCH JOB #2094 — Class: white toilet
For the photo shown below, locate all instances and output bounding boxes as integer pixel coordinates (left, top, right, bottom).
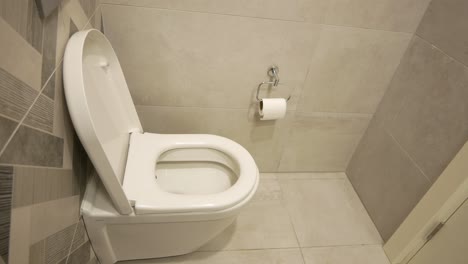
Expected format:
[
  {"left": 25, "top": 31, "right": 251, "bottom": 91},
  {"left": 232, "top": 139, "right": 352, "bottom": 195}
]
[{"left": 63, "top": 29, "right": 259, "bottom": 263}]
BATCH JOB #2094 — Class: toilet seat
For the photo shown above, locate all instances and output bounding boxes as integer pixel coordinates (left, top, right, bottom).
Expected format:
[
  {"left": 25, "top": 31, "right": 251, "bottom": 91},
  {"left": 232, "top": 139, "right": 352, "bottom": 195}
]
[{"left": 123, "top": 133, "right": 258, "bottom": 215}]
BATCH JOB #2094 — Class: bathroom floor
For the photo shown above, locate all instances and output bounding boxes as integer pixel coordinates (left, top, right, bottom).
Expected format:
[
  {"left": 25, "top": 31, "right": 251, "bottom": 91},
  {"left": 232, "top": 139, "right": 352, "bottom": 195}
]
[{"left": 119, "top": 173, "right": 389, "bottom": 264}]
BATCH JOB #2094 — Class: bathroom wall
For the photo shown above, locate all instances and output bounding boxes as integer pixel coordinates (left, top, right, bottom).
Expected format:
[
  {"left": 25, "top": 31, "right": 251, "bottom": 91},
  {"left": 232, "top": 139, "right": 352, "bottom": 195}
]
[
  {"left": 99, "top": 0, "right": 431, "bottom": 172},
  {"left": 347, "top": 0, "right": 468, "bottom": 241},
  {"left": 0, "top": 0, "right": 101, "bottom": 263}
]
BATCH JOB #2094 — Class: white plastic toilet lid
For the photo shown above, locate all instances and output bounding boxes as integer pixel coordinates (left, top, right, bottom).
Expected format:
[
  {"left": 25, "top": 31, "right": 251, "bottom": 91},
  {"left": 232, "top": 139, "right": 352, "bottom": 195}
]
[{"left": 63, "top": 29, "right": 142, "bottom": 215}]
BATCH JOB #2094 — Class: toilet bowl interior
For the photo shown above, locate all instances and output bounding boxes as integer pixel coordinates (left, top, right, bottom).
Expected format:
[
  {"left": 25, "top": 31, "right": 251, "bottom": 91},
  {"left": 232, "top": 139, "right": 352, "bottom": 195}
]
[{"left": 155, "top": 148, "right": 240, "bottom": 195}]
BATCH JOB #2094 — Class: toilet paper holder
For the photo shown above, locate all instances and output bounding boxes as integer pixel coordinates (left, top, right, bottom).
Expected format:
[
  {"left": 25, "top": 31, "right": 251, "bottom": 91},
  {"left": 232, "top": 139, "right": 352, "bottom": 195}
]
[{"left": 255, "top": 66, "right": 291, "bottom": 102}]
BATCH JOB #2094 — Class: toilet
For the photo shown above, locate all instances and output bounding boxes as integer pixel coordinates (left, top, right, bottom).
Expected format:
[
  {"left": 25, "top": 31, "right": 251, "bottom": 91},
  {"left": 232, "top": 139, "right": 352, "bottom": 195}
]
[{"left": 63, "top": 29, "right": 259, "bottom": 263}]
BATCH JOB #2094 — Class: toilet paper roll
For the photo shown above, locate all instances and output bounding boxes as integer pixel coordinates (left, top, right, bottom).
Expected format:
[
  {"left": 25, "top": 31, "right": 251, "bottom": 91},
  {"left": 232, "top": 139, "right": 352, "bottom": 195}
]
[{"left": 259, "top": 98, "right": 287, "bottom": 120}]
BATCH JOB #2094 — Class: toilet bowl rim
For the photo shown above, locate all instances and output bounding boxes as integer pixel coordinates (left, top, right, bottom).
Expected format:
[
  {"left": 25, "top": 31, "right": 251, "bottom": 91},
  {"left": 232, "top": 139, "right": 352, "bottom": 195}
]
[{"left": 123, "top": 133, "right": 259, "bottom": 214}]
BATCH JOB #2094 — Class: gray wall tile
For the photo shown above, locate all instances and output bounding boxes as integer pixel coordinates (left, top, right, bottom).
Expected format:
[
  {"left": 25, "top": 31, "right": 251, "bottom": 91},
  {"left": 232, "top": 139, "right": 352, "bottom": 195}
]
[
  {"left": 347, "top": 120, "right": 431, "bottom": 241},
  {"left": 348, "top": 34, "right": 468, "bottom": 240},
  {"left": 417, "top": 0, "right": 468, "bottom": 66},
  {"left": 0, "top": 125, "right": 63, "bottom": 167},
  {"left": 388, "top": 37, "right": 468, "bottom": 182}
]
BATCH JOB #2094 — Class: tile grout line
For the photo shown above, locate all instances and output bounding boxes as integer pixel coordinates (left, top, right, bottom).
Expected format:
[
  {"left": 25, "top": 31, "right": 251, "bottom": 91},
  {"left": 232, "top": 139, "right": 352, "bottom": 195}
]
[
  {"left": 63, "top": 221, "right": 80, "bottom": 264},
  {"left": 274, "top": 173, "right": 308, "bottom": 263},
  {"left": 414, "top": 33, "right": 468, "bottom": 70},
  {"left": 100, "top": 3, "right": 419, "bottom": 35},
  {"left": 385, "top": 127, "right": 432, "bottom": 183}
]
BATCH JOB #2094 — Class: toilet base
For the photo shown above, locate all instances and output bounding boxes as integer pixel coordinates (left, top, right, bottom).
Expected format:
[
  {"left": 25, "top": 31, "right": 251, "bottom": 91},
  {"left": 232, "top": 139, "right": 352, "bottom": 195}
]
[
  {"left": 81, "top": 176, "right": 247, "bottom": 264},
  {"left": 84, "top": 214, "right": 235, "bottom": 263}
]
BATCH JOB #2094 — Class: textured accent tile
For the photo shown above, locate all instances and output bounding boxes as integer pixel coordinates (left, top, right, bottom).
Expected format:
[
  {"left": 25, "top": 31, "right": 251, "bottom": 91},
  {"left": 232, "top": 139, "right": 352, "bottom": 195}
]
[
  {"left": 279, "top": 113, "right": 370, "bottom": 172},
  {"left": 12, "top": 166, "right": 75, "bottom": 208},
  {"left": 417, "top": 0, "right": 468, "bottom": 66},
  {"left": 0, "top": 0, "right": 43, "bottom": 52},
  {"left": 30, "top": 196, "right": 79, "bottom": 244},
  {"left": 79, "top": 0, "right": 97, "bottom": 19},
  {"left": 23, "top": 94, "right": 55, "bottom": 132},
  {"left": 0, "top": 125, "right": 63, "bottom": 167},
  {"left": 119, "top": 249, "right": 304, "bottom": 264},
  {"left": 0, "top": 166, "right": 13, "bottom": 260},
  {"left": 388, "top": 37, "right": 468, "bottom": 182},
  {"left": 0, "top": 67, "right": 39, "bottom": 120},
  {"left": 70, "top": 220, "right": 87, "bottom": 253},
  {"left": 41, "top": 9, "right": 58, "bottom": 99},
  {"left": 67, "top": 241, "right": 91, "bottom": 264},
  {"left": 0, "top": 115, "right": 18, "bottom": 151},
  {"left": 0, "top": 67, "right": 54, "bottom": 133},
  {"left": 12, "top": 166, "right": 34, "bottom": 208},
  {"left": 279, "top": 177, "right": 382, "bottom": 246},
  {"left": 298, "top": 25, "right": 411, "bottom": 114},
  {"left": 30, "top": 240, "right": 46, "bottom": 264},
  {"left": 346, "top": 120, "right": 431, "bottom": 241},
  {"left": 63, "top": 0, "right": 91, "bottom": 30},
  {"left": 44, "top": 223, "right": 77, "bottom": 264},
  {"left": 0, "top": 17, "right": 42, "bottom": 91},
  {"left": 8, "top": 206, "right": 31, "bottom": 264},
  {"left": 26, "top": 0, "right": 44, "bottom": 52},
  {"left": 302, "top": 245, "right": 390, "bottom": 264}
]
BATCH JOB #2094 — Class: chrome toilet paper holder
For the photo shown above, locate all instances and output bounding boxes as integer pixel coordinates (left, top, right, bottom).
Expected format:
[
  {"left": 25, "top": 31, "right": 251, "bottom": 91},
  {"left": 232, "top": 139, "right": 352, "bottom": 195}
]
[{"left": 256, "top": 66, "right": 291, "bottom": 102}]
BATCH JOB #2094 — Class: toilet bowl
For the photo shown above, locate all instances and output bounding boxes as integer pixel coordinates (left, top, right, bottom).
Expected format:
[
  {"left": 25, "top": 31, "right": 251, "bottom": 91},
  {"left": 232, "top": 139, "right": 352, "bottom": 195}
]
[{"left": 63, "top": 29, "right": 259, "bottom": 263}]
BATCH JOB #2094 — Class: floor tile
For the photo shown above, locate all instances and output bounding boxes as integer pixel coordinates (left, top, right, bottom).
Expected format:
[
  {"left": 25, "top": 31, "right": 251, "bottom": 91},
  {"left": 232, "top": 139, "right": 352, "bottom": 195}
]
[
  {"left": 199, "top": 177, "right": 298, "bottom": 250},
  {"left": 274, "top": 172, "right": 346, "bottom": 180},
  {"left": 301, "top": 245, "right": 389, "bottom": 264},
  {"left": 119, "top": 249, "right": 304, "bottom": 264},
  {"left": 279, "top": 178, "right": 382, "bottom": 247}
]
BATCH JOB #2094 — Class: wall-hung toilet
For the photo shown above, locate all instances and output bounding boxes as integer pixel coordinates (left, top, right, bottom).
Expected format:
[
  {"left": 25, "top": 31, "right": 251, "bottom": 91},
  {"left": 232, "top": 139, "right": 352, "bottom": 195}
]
[{"left": 63, "top": 29, "right": 259, "bottom": 263}]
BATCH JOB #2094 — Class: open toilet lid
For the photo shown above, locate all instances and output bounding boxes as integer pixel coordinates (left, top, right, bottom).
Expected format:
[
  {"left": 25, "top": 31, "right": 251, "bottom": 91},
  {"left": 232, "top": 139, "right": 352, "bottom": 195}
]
[{"left": 63, "top": 29, "right": 142, "bottom": 215}]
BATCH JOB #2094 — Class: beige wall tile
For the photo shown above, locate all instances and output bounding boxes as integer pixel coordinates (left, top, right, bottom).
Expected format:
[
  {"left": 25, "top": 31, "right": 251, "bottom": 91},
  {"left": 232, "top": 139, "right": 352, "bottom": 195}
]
[
  {"left": 417, "top": 0, "right": 468, "bottom": 66},
  {"left": 302, "top": 245, "right": 390, "bottom": 264},
  {"left": 136, "top": 106, "right": 292, "bottom": 172},
  {"left": 8, "top": 206, "right": 31, "bottom": 264},
  {"left": 0, "top": 17, "right": 42, "bottom": 90},
  {"left": 102, "top": 5, "right": 319, "bottom": 109},
  {"left": 321, "top": 0, "right": 431, "bottom": 32},
  {"left": 387, "top": 37, "right": 468, "bottom": 182},
  {"left": 279, "top": 113, "right": 370, "bottom": 172},
  {"left": 279, "top": 178, "right": 381, "bottom": 246},
  {"left": 298, "top": 26, "right": 411, "bottom": 114},
  {"left": 119, "top": 249, "right": 304, "bottom": 264},
  {"left": 101, "top": 0, "right": 305, "bottom": 21},
  {"left": 346, "top": 120, "right": 431, "bottom": 241},
  {"left": 30, "top": 196, "right": 80, "bottom": 244}
]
